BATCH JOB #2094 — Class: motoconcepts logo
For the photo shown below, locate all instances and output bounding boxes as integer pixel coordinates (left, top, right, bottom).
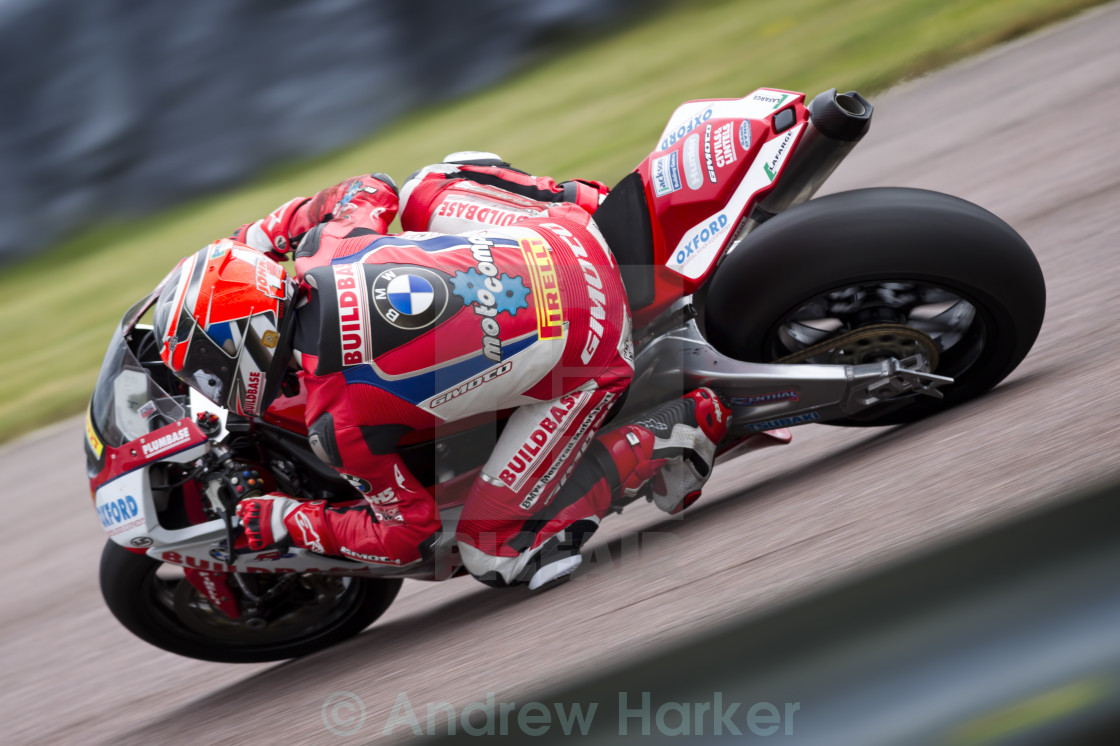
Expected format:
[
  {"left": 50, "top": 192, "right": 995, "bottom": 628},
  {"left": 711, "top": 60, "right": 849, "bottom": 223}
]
[{"left": 450, "top": 237, "right": 529, "bottom": 363}]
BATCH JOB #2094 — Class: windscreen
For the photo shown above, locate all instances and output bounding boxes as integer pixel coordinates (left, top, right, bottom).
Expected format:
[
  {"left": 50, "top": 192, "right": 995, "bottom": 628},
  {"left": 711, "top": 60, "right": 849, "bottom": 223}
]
[{"left": 90, "top": 295, "right": 189, "bottom": 449}]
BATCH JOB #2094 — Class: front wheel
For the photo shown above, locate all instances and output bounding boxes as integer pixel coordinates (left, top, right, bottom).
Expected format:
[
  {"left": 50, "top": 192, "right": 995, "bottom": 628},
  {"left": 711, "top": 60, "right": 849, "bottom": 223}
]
[
  {"left": 702, "top": 188, "right": 1045, "bottom": 426},
  {"left": 100, "top": 541, "right": 402, "bottom": 663}
]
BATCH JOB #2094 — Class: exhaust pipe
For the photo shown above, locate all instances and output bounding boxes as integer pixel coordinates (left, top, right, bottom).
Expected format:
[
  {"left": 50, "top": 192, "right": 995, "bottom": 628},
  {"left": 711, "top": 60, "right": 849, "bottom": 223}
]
[{"left": 745, "top": 88, "right": 874, "bottom": 226}]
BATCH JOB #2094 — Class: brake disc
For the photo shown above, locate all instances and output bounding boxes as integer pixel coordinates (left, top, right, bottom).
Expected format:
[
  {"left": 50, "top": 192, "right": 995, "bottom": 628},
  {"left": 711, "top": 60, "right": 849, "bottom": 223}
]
[{"left": 774, "top": 323, "right": 940, "bottom": 370}]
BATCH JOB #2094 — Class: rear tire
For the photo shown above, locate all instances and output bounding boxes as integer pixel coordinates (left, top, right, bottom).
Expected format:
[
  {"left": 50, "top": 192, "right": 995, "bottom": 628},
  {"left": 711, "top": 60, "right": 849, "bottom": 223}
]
[
  {"left": 100, "top": 541, "right": 402, "bottom": 663},
  {"left": 703, "top": 188, "right": 1045, "bottom": 426}
]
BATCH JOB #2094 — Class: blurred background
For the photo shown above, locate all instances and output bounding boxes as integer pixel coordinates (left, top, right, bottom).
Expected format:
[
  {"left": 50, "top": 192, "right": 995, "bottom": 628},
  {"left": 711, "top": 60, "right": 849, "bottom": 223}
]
[
  {"left": 4, "top": 1, "right": 1120, "bottom": 743},
  {"left": 0, "top": 0, "right": 1103, "bottom": 444}
]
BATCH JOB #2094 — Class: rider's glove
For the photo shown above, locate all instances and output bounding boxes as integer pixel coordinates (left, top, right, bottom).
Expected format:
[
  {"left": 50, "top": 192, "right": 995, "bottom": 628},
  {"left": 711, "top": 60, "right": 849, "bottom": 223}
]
[
  {"left": 236, "top": 496, "right": 300, "bottom": 551},
  {"left": 233, "top": 197, "right": 308, "bottom": 261},
  {"left": 560, "top": 178, "right": 611, "bottom": 213}
]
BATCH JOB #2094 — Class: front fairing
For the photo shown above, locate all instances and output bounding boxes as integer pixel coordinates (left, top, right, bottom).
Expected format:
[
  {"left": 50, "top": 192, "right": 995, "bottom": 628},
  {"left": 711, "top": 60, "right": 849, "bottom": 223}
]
[
  {"left": 84, "top": 289, "right": 461, "bottom": 578},
  {"left": 88, "top": 299, "right": 186, "bottom": 456}
]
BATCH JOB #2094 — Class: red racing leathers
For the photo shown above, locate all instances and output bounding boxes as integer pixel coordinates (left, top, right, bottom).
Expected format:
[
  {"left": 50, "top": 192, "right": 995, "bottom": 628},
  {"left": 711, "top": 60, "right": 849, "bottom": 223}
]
[{"left": 233, "top": 167, "right": 638, "bottom": 581}]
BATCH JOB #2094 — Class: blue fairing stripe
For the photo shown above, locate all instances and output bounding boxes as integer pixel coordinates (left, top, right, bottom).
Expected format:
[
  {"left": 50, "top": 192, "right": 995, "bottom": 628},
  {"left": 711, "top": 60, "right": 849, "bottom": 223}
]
[
  {"left": 331, "top": 235, "right": 522, "bottom": 264},
  {"left": 343, "top": 334, "right": 536, "bottom": 404}
]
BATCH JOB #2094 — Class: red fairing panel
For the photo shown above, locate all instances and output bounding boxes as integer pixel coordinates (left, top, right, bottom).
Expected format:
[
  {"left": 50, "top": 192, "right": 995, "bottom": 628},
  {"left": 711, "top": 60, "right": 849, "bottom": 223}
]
[{"left": 632, "top": 89, "right": 809, "bottom": 324}]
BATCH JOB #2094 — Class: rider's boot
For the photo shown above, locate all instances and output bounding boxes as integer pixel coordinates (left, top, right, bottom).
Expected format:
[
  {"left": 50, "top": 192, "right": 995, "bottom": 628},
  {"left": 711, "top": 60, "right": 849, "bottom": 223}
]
[{"left": 597, "top": 388, "right": 731, "bottom": 514}]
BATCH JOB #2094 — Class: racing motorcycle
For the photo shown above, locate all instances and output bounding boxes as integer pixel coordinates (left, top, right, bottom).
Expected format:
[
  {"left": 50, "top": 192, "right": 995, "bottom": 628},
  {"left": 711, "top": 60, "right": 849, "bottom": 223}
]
[{"left": 86, "top": 87, "right": 1045, "bottom": 663}]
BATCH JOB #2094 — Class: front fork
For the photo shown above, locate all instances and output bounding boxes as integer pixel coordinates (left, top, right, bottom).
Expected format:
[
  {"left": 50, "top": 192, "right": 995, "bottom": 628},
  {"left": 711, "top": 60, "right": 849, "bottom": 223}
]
[{"left": 623, "top": 309, "right": 952, "bottom": 436}]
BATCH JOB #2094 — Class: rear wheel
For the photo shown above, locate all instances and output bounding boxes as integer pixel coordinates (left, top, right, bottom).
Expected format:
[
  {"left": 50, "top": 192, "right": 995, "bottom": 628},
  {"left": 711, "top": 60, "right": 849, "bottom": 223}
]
[
  {"left": 703, "top": 188, "right": 1045, "bottom": 426},
  {"left": 100, "top": 541, "right": 402, "bottom": 663}
]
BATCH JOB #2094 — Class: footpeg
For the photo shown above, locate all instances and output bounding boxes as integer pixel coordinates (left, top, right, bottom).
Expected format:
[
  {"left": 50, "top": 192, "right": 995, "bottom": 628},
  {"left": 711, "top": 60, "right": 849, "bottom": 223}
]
[{"left": 848, "top": 355, "right": 953, "bottom": 407}]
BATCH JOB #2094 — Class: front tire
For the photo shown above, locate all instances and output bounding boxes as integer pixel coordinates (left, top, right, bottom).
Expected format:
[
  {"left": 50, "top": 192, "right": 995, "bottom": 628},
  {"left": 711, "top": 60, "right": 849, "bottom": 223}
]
[
  {"left": 703, "top": 188, "right": 1045, "bottom": 426},
  {"left": 100, "top": 541, "right": 402, "bottom": 663}
]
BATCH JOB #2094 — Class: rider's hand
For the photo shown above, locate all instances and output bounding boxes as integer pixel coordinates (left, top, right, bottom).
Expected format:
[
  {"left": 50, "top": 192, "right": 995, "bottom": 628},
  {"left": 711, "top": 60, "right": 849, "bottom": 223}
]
[
  {"left": 233, "top": 197, "right": 308, "bottom": 260},
  {"left": 560, "top": 178, "right": 611, "bottom": 213},
  {"left": 236, "top": 496, "right": 300, "bottom": 551}
]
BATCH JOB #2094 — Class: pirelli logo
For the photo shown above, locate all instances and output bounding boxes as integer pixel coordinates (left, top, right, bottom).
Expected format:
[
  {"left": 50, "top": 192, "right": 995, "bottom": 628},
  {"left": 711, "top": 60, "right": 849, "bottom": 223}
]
[
  {"left": 519, "top": 237, "right": 564, "bottom": 341},
  {"left": 85, "top": 408, "right": 103, "bottom": 459}
]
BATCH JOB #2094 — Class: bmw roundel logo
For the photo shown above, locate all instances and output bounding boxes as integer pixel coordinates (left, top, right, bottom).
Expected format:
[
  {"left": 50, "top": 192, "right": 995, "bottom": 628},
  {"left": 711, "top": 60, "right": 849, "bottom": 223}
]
[
  {"left": 371, "top": 267, "right": 448, "bottom": 330},
  {"left": 386, "top": 273, "right": 434, "bottom": 316}
]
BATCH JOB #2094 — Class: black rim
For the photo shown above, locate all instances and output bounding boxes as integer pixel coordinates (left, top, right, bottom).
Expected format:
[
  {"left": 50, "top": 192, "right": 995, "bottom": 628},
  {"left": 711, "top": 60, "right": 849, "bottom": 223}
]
[
  {"left": 764, "top": 280, "right": 989, "bottom": 379},
  {"left": 141, "top": 563, "right": 367, "bottom": 649}
]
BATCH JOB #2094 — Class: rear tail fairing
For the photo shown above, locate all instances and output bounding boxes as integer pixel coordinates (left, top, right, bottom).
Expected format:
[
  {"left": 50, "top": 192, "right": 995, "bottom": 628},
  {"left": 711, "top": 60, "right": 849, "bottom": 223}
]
[{"left": 628, "top": 88, "right": 872, "bottom": 328}]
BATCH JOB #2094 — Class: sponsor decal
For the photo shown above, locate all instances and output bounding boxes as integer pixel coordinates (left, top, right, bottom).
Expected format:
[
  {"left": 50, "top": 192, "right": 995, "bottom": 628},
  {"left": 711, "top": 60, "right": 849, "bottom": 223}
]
[
  {"left": 666, "top": 122, "right": 804, "bottom": 280},
  {"left": 254, "top": 257, "right": 285, "bottom": 300},
  {"left": 621, "top": 328, "right": 635, "bottom": 365},
  {"left": 335, "top": 263, "right": 371, "bottom": 363},
  {"left": 335, "top": 179, "right": 378, "bottom": 214},
  {"left": 672, "top": 214, "right": 730, "bottom": 268},
  {"left": 106, "top": 518, "right": 144, "bottom": 537},
  {"left": 519, "top": 393, "right": 614, "bottom": 510},
  {"left": 430, "top": 360, "right": 513, "bottom": 408},
  {"left": 371, "top": 266, "right": 448, "bottom": 333},
  {"left": 729, "top": 390, "right": 800, "bottom": 407},
  {"left": 738, "top": 119, "right": 753, "bottom": 151},
  {"left": 141, "top": 427, "right": 191, "bottom": 458},
  {"left": 713, "top": 122, "right": 737, "bottom": 169},
  {"left": 373, "top": 505, "right": 404, "bottom": 523},
  {"left": 500, "top": 394, "right": 582, "bottom": 490},
  {"left": 196, "top": 572, "right": 224, "bottom": 608},
  {"left": 540, "top": 224, "right": 607, "bottom": 365},
  {"left": 660, "top": 107, "right": 713, "bottom": 151},
  {"left": 365, "top": 487, "right": 396, "bottom": 506},
  {"left": 137, "top": 401, "right": 157, "bottom": 420},
  {"left": 518, "top": 237, "right": 564, "bottom": 340},
  {"left": 651, "top": 152, "right": 682, "bottom": 197},
  {"left": 341, "top": 473, "right": 373, "bottom": 494},
  {"left": 436, "top": 199, "right": 528, "bottom": 227},
  {"left": 703, "top": 124, "right": 717, "bottom": 183},
  {"left": 292, "top": 511, "right": 327, "bottom": 554},
  {"left": 393, "top": 463, "right": 412, "bottom": 492},
  {"left": 450, "top": 237, "right": 530, "bottom": 362},
  {"left": 752, "top": 92, "right": 790, "bottom": 110},
  {"left": 763, "top": 128, "right": 796, "bottom": 182},
  {"left": 341, "top": 546, "right": 402, "bottom": 565},
  {"left": 746, "top": 411, "right": 821, "bottom": 431},
  {"left": 682, "top": 133, "right": 703, "bottom": 190},
  {"left": 163, "top": 549, "right": 399, "bottom": 575},
  {"left": 261, "top": 330, "right": 279, "bottom": 349},
  {"left": 97, "top": 494, "right": 139, "bottom": 529},
  {"left": 242, "top": 371, "right": 263, "bottom": 415},
  {"left": 130, "top": 536, "right": 153, "bottom": 548},
  {"left": 85, "top": 409, "right": 104, "bottom": 459}
]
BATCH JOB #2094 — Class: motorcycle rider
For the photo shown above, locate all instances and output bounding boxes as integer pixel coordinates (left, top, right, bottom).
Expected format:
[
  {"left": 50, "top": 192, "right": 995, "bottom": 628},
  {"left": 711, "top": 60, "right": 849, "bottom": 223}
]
[{"left": 152, "top": 154, "right": 729, "bottom": 590}]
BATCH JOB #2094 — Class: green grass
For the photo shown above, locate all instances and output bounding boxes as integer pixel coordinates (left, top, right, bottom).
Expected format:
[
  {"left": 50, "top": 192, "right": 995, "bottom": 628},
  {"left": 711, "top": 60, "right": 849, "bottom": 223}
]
[{"left": 1, "top": 0, "right": 1105, "bottom": 443}]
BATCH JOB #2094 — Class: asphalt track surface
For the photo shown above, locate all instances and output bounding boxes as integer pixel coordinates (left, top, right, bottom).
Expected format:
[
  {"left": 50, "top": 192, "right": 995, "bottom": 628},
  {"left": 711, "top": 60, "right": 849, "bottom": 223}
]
[{"left": 4, "top": 6, "right": 1120, "bottom": 743}]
